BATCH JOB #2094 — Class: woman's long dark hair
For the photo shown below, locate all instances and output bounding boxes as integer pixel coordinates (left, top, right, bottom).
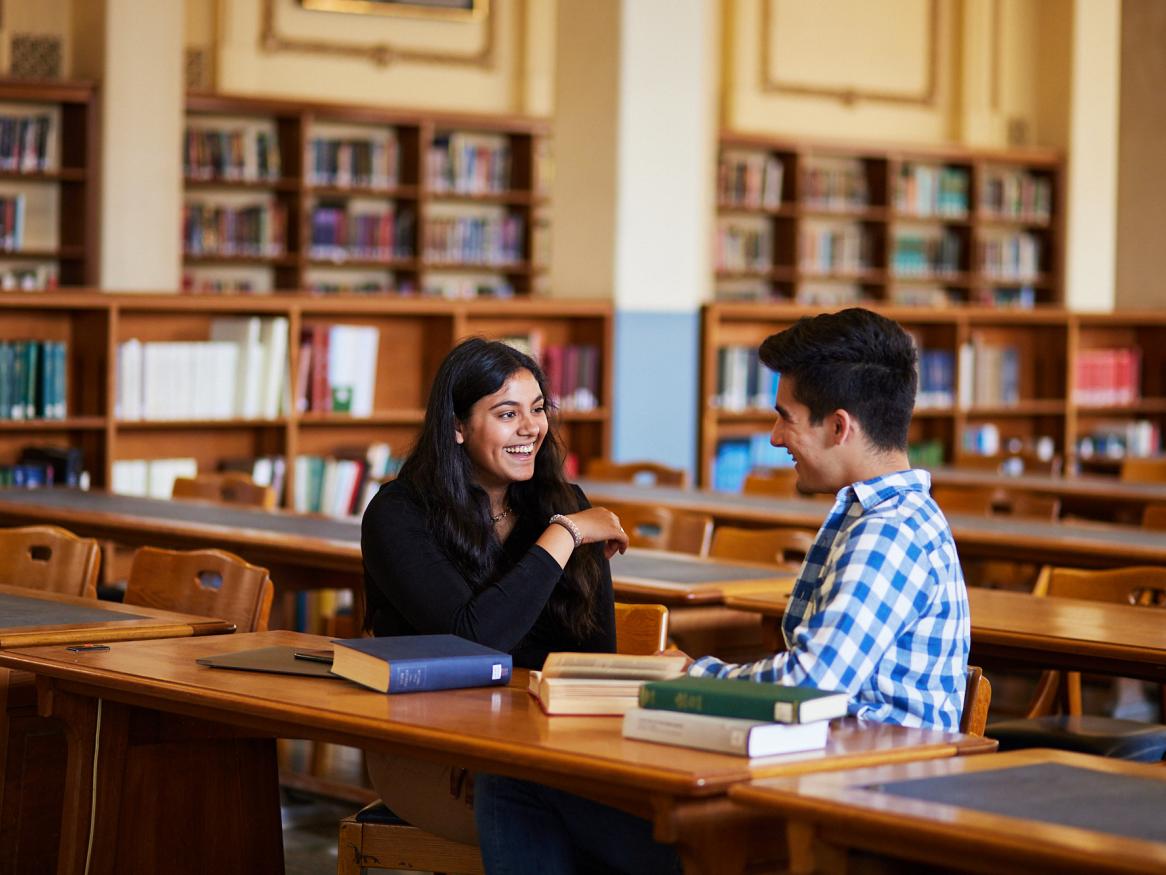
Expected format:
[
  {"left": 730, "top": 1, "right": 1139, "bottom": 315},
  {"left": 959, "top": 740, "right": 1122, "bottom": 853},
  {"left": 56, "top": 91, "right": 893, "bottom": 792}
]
[{"left": 396, "top": 337, "right": 604, "bottom": 640}]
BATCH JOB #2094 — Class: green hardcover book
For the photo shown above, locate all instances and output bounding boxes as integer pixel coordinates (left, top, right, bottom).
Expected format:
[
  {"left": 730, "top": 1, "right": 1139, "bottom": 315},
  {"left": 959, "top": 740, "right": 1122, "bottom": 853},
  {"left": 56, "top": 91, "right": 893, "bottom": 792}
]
[{"left": 638, "top": 676, "right": 848, "bottom": 724}]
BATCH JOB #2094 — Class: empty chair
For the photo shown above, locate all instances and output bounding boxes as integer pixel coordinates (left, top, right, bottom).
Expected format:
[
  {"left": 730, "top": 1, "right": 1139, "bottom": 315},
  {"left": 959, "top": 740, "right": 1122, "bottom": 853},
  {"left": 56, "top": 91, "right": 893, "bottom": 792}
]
[
  {"left": 1142, "top": 504, "right": 1166, "bottom": 531},
  {"left": 124, "top": 546, "right": 274, "bottom": 633},
  {"left": 1120, "top": 457, "right": 1166, "bottom": 483},
  {"left": 173, "top": 472, "right": 277, "bottom": 510},
  {"left": 743, "top": 468, "right": 799, "bottom": 498},
  {"left": 709, "top": 525, "right": 814, "bottom": 567},
  {"left": 602, "top": 502, "right": 673, "bottom": 551},
  {"left": 930, "top": 485, "right": 996, "bottom": 516},
  {"left": 668, "top": 510, "right": 714, "bottom": 556},
  {"left": 989, "top": 566, "right": 1166, "bottom": 761},
  {"left": 585, "top": 459, "right": 688, "bottom": 488},
  {"left": 0, "top": 525, "right": 101, "bottom": 598},
  {"left": 1004, "top": 492, "right": 1061, "bottom": 521},
  {"left": 337, "top": 603, "right": 671, "bottom": 875},
  {"left": 961, "top": 666, "right": 993, "bottom": 736}
]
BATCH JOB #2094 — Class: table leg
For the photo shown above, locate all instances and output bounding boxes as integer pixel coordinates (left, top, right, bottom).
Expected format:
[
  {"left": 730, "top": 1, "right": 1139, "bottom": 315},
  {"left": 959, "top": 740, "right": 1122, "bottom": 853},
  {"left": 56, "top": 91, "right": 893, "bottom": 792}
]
[{"left": 655, "top": 795, "right": 788, "bottom": 874}]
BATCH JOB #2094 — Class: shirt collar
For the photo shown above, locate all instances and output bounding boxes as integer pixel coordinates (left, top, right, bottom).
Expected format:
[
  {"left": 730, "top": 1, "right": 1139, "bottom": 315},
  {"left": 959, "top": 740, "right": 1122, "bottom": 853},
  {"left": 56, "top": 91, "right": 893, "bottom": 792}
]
[{"left": 841, "top": 468, "right": 932, "bottom": 511}]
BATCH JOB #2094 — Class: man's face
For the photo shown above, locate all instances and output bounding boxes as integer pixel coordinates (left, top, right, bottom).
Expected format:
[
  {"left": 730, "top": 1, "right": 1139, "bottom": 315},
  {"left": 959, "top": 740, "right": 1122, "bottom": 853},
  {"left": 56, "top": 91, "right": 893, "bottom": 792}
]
[{"left": 769, "top": 374, "right": 836, "bottom": 494}]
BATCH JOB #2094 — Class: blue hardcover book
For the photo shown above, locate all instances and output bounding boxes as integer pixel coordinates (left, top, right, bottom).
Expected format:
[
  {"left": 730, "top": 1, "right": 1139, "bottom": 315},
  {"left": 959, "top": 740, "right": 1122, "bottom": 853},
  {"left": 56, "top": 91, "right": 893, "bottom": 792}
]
[{"left": 330, "top": 634, "right": 512, "bottom": 694}]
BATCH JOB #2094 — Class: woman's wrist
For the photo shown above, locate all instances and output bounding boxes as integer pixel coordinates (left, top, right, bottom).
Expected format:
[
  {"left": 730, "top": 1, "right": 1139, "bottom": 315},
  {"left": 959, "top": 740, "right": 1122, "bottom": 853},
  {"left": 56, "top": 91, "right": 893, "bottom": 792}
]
[{"left": 548, "top": 513, "right": 584, "bottom": 548}]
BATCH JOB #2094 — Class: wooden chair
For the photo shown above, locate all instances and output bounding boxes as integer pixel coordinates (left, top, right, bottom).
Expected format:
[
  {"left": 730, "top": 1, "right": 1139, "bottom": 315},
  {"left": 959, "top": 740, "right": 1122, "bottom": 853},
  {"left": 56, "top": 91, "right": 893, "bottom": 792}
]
[
  {"left": 124, "top": 546, "right": 274, "bottom": 633},
  {"left": 585, "top": 459, "right": 688, "bottom": 488},
  {"left": 1120, "top": 457, "right": 1166, "bottom": 483},
  {"left": 961, "top": 666, "right": 992, "bottom": 736},
  {"left": 1004, "top": 492, "right": 1061, "bottom": 521},
  {"left": 602, "top": 502, "right": 673, "bottom": 551},
  {"left": 337, "top": 602, "right": 671, "bottom": 875},
  {"left": 1143, "top": 503, "right": 1166, "bottom": 531},
  {"left": 988, "top": 566, "right": 1166, "bottom": 761},
  {"left": 743, "top": 468, "right": 800, "bottom": 498},
  {"left": 668, "top": 510, "right": 714, "bottom": 556},
  {"left": 172, "top": 472, "right": 277, "bottom": 510},
  {"left": 709, "top": 525, "right": 814, "bottom": 567},
  {"left": 0, "top": 525, "right": 101, "bottom": 598},
  {"left": 930, "top": 485, "right": 996, "bottom": 516}
]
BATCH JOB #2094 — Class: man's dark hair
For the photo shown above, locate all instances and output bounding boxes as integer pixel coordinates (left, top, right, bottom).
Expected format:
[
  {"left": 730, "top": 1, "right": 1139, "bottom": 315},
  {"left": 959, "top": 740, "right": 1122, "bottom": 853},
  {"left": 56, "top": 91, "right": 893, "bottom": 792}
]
[{"left": 758, "top": 308, "right": 917, "bottom": 451}]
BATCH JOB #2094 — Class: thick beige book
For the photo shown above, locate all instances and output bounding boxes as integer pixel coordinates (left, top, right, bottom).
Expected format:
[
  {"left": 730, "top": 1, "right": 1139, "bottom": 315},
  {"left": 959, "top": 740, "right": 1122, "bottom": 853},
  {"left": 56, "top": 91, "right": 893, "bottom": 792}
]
[{"left": 530, "top": 652, "right": 687, "bottom": 716}]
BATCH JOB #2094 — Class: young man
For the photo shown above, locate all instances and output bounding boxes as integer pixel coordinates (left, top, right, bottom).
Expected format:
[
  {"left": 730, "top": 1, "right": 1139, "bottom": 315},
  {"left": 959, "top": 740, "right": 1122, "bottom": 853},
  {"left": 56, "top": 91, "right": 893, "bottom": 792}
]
[{"left": 474, "top": 308, "right": 970, "bottom": 874}]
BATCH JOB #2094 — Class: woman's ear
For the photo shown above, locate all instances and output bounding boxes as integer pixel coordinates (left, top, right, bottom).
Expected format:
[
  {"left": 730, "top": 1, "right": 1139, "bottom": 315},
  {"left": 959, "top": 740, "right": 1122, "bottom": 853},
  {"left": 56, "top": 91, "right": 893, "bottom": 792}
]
[{"left": 454, "top": 418, "right": 465, "bottom": 445}]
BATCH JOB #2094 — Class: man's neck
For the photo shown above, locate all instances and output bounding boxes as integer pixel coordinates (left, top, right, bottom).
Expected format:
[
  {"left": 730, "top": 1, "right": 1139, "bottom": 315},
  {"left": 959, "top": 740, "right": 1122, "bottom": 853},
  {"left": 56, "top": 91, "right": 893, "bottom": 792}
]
[{"left": 837, "top": 449, "right": 912, "bottom": 490}]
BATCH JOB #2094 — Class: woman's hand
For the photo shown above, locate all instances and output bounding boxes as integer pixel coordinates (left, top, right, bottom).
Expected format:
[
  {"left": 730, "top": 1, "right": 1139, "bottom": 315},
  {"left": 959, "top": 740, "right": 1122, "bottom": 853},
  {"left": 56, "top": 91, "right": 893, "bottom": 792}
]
[{"left": 567, "top": 506, "right": 629, "bottom": 559}]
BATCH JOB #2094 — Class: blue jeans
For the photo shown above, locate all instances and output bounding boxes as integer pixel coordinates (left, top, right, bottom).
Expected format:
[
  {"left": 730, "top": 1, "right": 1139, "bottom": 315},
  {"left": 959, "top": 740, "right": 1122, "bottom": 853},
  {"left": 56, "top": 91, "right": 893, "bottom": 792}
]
[{"left": 473, "top": 773, "right": 683, "bottom": 875}]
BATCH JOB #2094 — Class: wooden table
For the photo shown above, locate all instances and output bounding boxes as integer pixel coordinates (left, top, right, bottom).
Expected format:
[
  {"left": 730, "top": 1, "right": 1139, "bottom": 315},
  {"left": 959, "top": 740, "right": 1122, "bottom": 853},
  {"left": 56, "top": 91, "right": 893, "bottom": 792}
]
[
  {"left": 0, "top": 629, "right": 996, "bottom": 875},
  {"left": 610, "top": 550, "right": 795, "bottom": 605},
  {"left": 0, "top": 586, "right": 234, "bottom": 875},
  {"left": 725, "top": 587, "right": 1166, "bottom": 683},
  {"left": 729, "top": 749, "right": 1166, "bottom": 874},
  {"left": 578, "top": 479, "right": 1166, "bottom": 568}
]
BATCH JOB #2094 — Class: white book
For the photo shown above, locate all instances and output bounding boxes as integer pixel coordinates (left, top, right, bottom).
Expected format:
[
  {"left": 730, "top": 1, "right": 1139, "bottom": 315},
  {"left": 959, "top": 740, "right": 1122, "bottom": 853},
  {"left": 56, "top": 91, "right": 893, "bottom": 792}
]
[
  {"left": 621, "top": 706, "right": 829, "bottom": 758},
  {"left": 117, "top": 338, "right": 143, "bottom": 421},
  {"left": 541, "top": 652, "right": 687, "bottom": 681},
  {"left": 527, "top": 670, "right": 643, "bottom": 716},
  {"left": 258, "top": 317, "right": 289, "bottom": 419},
  {"left": 327, "top": 324, "right": 379, "bottom": 417},
  {"left": 147, "top": 457, "right": 198, "bottom": 500},
  {"left": 210, "top": 316, "right": 264, "bottom": 419},
  {"left": 110, "top": 459, "right": 148, "bottom": 497}
]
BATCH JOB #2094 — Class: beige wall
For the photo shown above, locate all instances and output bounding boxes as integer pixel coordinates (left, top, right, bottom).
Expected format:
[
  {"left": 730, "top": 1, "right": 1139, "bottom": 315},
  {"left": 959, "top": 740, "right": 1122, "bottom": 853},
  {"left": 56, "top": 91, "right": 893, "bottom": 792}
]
[
  {"left": 1116, "top": 0, "right": 1166, "bottom": 310},
  {"left": 211, "top": 0, "right": 551, "bottom": 116}
]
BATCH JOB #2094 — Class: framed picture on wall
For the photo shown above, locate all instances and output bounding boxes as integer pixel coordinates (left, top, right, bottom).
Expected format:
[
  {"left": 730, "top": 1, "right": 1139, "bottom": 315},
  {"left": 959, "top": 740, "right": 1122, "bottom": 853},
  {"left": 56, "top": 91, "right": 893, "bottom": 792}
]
[{"left": 299, "top": 0, "right": 487, "bottom": 20}]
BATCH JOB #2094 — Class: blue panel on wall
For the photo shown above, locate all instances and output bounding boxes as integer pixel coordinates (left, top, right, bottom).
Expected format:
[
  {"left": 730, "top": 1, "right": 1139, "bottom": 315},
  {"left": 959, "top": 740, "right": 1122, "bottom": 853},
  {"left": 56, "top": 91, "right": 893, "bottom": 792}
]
[{"left": 612, "top": 310, "right": 699, "bottom": 477}]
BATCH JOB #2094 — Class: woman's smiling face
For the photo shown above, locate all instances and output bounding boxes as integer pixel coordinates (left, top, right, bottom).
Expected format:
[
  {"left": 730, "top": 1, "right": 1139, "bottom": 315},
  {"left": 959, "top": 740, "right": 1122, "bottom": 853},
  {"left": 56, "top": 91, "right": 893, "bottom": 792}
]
[{"left": 456, "top": 368, "right": 548, "bottom": 492}]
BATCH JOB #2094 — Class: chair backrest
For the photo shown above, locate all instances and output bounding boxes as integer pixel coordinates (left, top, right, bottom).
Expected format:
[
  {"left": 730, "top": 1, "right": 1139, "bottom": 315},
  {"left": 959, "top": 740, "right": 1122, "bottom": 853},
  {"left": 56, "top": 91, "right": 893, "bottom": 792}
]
[
  {"left": 1005, "top": 492, "right": 1061, "bottom": 521},
  {"left": 605, "top": 503, "right": 673, "bottom": 551},
  {"left": 669, "top": 510, "right": 714, "bottom": 556},
  {"left": 1033, "top": 565, "right": 1166, "bottom": 605},
  {"left": 930, "top": 485, "right": 996, "bottom": 516},
  {"left": 709, "top": 525, "right": 814, "bottom": 566},
  {"left": 1143, "top": 504, "right": 1166, "bottom": 531},
  {"left": 0, "top": 525, "right": 101, "bottom": 598},
  {"left": 614, "top": 602, "right": 668, "bottom": 655},
  {"left": 585, "top": 459, "right": 688, "bottom": 488},
  {"left": 743, "top": 469, "right": 799, "bottom": 498},
  {"left": 960, "top": 665, "right": 992, "bottom": 736},
  {"left": 173, "top": 472, "right": 276, "bottom": 510},
  {"left": 1120, "top": 457, "right": 1166, "bottom": 483},
  {"left": 123, "top": 546, "right": 274, "bottom": 632}
]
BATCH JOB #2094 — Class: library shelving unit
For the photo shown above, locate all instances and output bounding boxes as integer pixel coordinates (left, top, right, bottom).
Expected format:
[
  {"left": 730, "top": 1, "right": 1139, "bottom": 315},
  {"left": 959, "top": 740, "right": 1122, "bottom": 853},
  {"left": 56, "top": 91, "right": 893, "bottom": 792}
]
[
  {"left": 0, "top": 291, "right": 611, "bottom": 505},
  {"left": 183, "top": 92, "right": 550, "bottom": 297},
  {"left": 714, "top": 134, "right": 1063, "bottom": 309},
  {"left": 0, "top": 80, "right": 98, "bottom": 291},
  {"left": 699, "top": 302, "right": 1166, "bottom": 489}
]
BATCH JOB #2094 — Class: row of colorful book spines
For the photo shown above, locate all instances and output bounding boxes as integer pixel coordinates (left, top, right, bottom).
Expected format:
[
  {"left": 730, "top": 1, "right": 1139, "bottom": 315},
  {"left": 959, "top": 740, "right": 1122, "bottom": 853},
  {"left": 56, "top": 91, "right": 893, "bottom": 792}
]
[
  {"left": 0, "top": 114, "right": 53, "bottom": 173},
  {"left": 799, "top": 230, "right": 877, "bottom": 271},
  {"left": 182, "top": 203, "right": 286, "bottom": 257},
  {"left": 307, "top": 137, "right": 399, "bottom": 188},
  {"left": 0, "top": 195, "right": 26, "bottom": 248},
  {"left": 539, "top": 344, "right": 602, "bottom": 413},
  {"left": 1072, "top": 348, "right": 1142, "bottom": 406},
  {"left": 291, "top": 453, "right": 400, "bottom": 518},
  {"left": 0, "top": 339, "right": 67, "bottom": 422},
  {"left": 716, "top": 154, "right": 784, "bottom": 209},
  {"left": 712, "top": 345, "right": 779, "bottom": 413},
  {"left": 287, "top": 588, "right": 357, "bottom": 637},
  {"left": 713, "top": 436, "right": 792, "bottom": 493},
  {"left": 309, "top": 207, "right": 414, "bottom": 255},
  {"left": 892, "top": 164, "right": 970, "bottom": 217},
  {"left": 427, "top": 140, "right": 512, "bottom": 195},
  {"left": 183, "top": 128, "right": 281, "bottom": 181},
  {"left": 980, "top": 235, "right": 1043, "bottom": 277},
  {"left": 981, "top": 174, "right": 1053, "bottom": 219},
  {"left": 422, "top": 215, "right": 525, "bottom": 263}
]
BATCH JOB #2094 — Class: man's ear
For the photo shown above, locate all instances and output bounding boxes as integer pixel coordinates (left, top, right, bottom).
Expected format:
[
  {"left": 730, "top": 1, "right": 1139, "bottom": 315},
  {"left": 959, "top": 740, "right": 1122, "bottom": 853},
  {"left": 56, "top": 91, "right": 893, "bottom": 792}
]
[{"left": 830, "top": 409, "right": 856, "bottom": 446}]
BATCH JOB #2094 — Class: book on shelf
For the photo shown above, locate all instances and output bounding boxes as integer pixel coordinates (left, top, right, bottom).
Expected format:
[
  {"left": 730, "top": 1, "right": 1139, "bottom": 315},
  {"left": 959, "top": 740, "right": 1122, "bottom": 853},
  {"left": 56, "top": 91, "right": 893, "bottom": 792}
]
[
  {"left": 330, "top": 634, "right": 512, "bottom": 694},
  {"left": 111, "top": 457, "right": 198, "bottom": 499},
  {"left": 638, "top": 676, "right": 848, "bottom": 724},
  {"left": 529, "top": 652, "right": 687, "bottom": 716},
  {"left": 621, "top": 706, "right": 829, "bottom": 757}
]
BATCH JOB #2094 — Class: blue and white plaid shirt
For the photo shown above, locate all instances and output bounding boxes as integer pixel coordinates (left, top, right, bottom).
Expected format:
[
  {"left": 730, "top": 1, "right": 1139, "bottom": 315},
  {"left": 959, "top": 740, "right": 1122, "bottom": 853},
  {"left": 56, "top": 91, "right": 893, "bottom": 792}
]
[{"left": 690, "top": 469, "right": 970, "bottom": 731}]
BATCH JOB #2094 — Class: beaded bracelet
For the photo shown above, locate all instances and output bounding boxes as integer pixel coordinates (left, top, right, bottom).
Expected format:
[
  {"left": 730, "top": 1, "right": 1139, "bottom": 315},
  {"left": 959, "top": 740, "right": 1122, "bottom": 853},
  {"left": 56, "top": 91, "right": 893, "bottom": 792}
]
[{"left": 548, "top": 513, "right": 584, "bottom": 548}]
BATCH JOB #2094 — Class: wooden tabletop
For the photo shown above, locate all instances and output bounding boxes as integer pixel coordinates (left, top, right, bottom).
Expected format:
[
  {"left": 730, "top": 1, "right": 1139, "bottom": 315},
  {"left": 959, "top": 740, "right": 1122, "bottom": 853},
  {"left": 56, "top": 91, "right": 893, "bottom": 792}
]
[
  {"left": 0, "top": 584, "right": 235, "bottom": 647},
  {"left": 729, "top": 749, "right": 1166, "bottom": 874},
  {"left": 0, "top": 629, "right": 995, "bottom": 874},
  {"left": 726, "top": 587, "right": 1166, "bottom": 683},
  {"left": 930, "top": 466, "right": 1166, "bottom": 507},
  {"left": 578, "top": 479, "right": 1166, "bottom": 568},
  {"left": 610, "top": 550, "right": 796, "bottom": 604}
]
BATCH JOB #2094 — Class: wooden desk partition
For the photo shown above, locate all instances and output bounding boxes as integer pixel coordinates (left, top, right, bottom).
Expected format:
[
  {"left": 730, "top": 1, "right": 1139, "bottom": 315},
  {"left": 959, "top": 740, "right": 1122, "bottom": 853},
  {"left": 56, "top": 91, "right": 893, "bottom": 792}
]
[
  {"left": 730, "top": 749, "right": 1166, "bottom": 874},
  {"left": 0, "top": 630, "right": 996, "bottom": 875}
]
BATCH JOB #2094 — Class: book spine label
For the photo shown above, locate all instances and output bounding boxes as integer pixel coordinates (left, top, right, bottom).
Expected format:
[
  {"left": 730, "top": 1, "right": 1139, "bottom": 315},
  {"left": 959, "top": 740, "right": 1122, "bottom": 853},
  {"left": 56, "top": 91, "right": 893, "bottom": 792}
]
[
  {"left": 639, "top": 684, "right": 782, "bottom": 722},
  {"left": 390, "top": 654, "right": 510, "bottom": 693}
]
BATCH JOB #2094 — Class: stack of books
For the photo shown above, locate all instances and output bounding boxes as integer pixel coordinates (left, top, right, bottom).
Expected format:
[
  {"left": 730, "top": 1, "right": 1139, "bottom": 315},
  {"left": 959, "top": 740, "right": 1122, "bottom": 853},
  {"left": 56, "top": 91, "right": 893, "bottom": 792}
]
[
  {"left": 622, "top": 676, "right": 847, "bottom": 757},
  {"left": 528, "top": 652, "right": 687, "bottom": 716}
]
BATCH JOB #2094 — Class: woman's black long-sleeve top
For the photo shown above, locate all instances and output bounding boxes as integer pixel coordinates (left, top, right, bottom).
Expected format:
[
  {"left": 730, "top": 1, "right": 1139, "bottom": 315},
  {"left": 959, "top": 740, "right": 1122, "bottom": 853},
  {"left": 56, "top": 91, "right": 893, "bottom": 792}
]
[{"left": 361, "top": 479, "right": 616, "bottom": 669}]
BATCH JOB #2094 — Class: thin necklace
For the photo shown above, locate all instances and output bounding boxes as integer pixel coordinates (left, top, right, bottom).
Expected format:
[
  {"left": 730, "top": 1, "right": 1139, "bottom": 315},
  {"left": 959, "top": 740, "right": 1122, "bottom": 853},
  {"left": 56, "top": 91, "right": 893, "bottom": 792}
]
[{"left": 490, "top": 505, "right": 512, "bottom": 525}]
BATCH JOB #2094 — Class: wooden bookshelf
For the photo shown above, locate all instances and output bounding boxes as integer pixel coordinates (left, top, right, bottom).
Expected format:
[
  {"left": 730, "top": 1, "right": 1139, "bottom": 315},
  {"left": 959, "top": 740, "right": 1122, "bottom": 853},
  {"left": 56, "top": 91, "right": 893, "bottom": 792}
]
[
  {"left": 183, "top": 93, "right": 550, "bottom": 297},
  {"left": 715, "top": 134, "right": 1063, "bottom": 309},
  {"left": 699, "top": 303, "right": 1166, "bottom": 488},
  {"left": 0, "top": 80, "right": 98, "bottom": 290},
  {"left": 0, "top": 291, "right": 610, "bottom": 507}
]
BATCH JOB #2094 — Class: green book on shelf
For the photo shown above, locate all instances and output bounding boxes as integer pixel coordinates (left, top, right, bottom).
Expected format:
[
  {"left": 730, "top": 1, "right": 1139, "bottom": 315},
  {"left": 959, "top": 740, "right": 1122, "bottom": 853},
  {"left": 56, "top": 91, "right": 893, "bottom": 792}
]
[{"left": 638, "top": 676, "right": 848, "bottom": 724}]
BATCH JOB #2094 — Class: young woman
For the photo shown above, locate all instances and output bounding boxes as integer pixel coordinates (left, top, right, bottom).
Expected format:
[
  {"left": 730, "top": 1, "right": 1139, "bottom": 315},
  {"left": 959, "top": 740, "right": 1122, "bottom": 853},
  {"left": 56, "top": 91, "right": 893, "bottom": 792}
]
[{"left": 361, "top": 336, "right": 628, "bottom": 842}]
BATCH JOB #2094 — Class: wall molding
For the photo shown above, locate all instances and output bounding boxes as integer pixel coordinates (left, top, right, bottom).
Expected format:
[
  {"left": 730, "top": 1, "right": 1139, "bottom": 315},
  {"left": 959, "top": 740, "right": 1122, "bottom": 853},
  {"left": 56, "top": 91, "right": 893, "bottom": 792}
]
[
  {"left": 759, "top": 0, "right": 939, "bottom": 107},
  {"left": 258, "top": 0, "right": 496, "bottom": 69}
]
